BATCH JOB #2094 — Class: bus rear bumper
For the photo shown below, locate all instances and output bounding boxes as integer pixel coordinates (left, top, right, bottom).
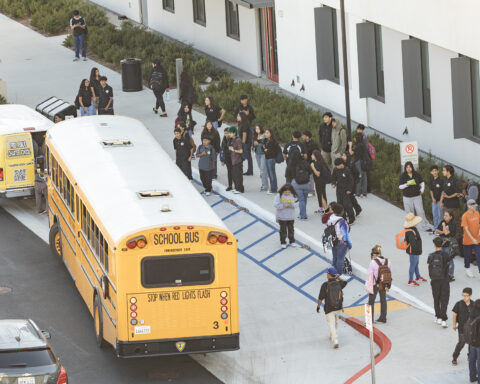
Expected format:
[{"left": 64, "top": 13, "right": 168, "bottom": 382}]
[
  {"left": 116, "top": 333, "right": 239, "bottom": 358},
  {"left": 0, "top": 187, "right": 34, "bottom": 198}
]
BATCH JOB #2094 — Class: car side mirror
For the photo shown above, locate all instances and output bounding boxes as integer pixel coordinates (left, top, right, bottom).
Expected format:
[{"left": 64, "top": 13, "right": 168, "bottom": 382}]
[{"left": 41, "top": 330, "right": 51, "bottom": 339}]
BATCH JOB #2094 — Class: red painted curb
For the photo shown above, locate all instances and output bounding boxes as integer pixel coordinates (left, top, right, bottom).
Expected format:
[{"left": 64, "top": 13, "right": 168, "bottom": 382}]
[{"left": 343, "top": 317, "right": 392, "bottom": 384}]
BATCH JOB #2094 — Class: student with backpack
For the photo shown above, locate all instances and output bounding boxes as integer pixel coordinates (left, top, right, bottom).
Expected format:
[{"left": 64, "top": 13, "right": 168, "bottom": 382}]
[
  {"left": 173, "top": 127, "right": 193, "bottom": 179},
  {"left": 326, "top": 203, "right": 352, "bottom": 275},
  {"left": 428, "top": 237, "right": 452, "bottom": 328},
  {"left": 340, "top": 152, "right": 362, "bottom": 217},
  {"left": 283, "top": 131, "right": 306, "bottom": 182},
  {"left": 367, "top": 245, "right": 392, "bottom": 323},
  {"left": 331, "top": 157, "right": 356, "bottom": 224},
  {"left": 311, "top": 149, "right": 331, "bottom": 214},
  {"left": 452, "top": 287, "right": 473, "bottom": 366},
  {"left": 196, "top": 136, "right": 216, "bottom": 196},
  {"left": 274, "top": 184, "right": 299, "bottom": 249},
  {"left": 466, "top": 299, "right": 480, "bottom": 383},
  {"left": 317, "top": 267, "right": 348, "bottom": 349},
  {"left": 401, "top": 213, "right": 428, "bottom": 286},
  {"left": 220, "top": 127, "right": 233, "bottom": 191},
  {"left": 149, "top": 59, "right": 169, "bottom": 117},
  {"left": 290, "top": 150, "right": 311, "bottom": 220}
]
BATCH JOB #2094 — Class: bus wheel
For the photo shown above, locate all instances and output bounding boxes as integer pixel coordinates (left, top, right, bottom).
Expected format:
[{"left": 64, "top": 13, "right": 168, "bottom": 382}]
[
  {"left": 49, "top": 223, "right": 62, "bottom": 258},
  {"left": 93, "top": 294, "right": 107, "bottom": 348}
]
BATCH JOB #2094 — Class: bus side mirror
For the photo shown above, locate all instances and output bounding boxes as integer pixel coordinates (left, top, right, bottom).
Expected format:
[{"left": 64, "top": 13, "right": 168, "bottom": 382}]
[
  {"left": 41, "top": 330, "right": 51, "bottom": 339},
  {"left": 101, "top": 275, "right": 109, "bottom": 300}
]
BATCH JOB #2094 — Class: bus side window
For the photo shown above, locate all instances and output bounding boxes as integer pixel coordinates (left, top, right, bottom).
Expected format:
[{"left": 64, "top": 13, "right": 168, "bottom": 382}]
[
  {"left": 104, "top": 240, "right": 109, "bottom": 273},
  {"left": 51, "top": 157, "right": 57, "bottom": 187},
  {"left": 65, "top": 177, "right": 70, "bottom": 209},
  {"left": 94, "top": 225, "right": 100, "bottom": 260},
  {"left": 81, "top": 203, "right": 86, "bottom": 234},
  {"left": 86, "top": 212, "right": 91, "bottom": 242},
  {"left": 99, "top": 233, "right": 104, "bottom": 266},
  {"left": 75, "top": 194, "right": 79, "bottom": 223},
  {"left": 70, "top": 183, "right": 75, "bottom": 216},
  {"left": 46, "top": 146, "right": 50, "bottom": 176}
]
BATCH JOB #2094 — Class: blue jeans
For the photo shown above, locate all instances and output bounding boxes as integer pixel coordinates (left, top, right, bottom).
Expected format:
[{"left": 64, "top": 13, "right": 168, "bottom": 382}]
[
  {"left": 408, "top": 254, "right": 420, "bottom": 281},
  {"left": 266, "top": 158, "right": 277, "bottom": 193},
  {"left": 332, "top": 241, "right": 348, "bottom": 275},
  {"left": 255, "top": 153, "right": 268, "bottom": 190},
  {"left": 73, "top": 34, "right": 86, "bottom": 58},
  {"left": 469, "top": 345, "right": 480, "bottom": 383},
  {"left": 292, "top": 181, "right": 309, "bottom": 219},
  {"left": 431, "top": 201, "right": 443, "bottom": 230},
  {"left": 212, "top": 121, "right": 219, "bottom": 129},
  {"left": 354, "top": 160, "right": 367, "bottom": 195},
  {"left": 80, "top": 104, "right": 96, "bottom": 116},
  {"left": 464, "top": 244, "right": 480, "bottom": 271}
]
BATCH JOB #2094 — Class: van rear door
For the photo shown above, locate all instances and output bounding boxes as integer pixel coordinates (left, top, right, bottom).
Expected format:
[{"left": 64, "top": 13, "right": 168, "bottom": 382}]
[{"left": 4, "top": 133, "right": 35, "bottom": 190}]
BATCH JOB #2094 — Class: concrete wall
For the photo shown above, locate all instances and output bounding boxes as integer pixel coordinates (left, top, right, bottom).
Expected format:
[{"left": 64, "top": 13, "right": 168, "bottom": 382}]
[{"left": 274, "top": 0, "right": 480, "bottom": 176}]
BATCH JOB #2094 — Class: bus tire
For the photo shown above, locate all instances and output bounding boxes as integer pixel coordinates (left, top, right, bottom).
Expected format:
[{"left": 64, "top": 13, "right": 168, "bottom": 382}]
[
  {"left": 93, "top": 294, "right": 107, "bottom": 348},
  {"left": 49, "top": 223, "right": 62, "bottom": 258}
]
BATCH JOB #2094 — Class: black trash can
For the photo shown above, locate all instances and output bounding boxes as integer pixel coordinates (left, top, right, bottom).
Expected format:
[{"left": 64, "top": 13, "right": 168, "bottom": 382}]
[{"left": 121, "top": 58, "right": 143, "bottom": 92}]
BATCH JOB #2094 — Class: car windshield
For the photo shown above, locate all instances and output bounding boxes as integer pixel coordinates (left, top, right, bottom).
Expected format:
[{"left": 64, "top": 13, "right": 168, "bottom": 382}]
[{"left": 0, "top": 348, "right": 55, "bottom": 368}]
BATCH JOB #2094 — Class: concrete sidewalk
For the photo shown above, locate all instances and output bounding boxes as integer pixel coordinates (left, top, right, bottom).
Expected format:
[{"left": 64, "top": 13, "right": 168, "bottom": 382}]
[{"left": 0, "top": 12, "right": 475, "bottom": 383}]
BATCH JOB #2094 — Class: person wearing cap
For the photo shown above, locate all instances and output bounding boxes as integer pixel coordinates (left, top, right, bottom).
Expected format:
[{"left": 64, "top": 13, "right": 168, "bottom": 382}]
[
  {"left": 462, "top": 199, "right": 480, "bottom": 278},
  {"left": 227, "top": 126, "right": 244, "bottom": 194},
  {"left": 331, "top": 157, "right": 355, "bottom": 224},
  {"left": 428, "top": 237, "right": 452, "bottom": 328},
  {"left": 367, "top": 245, "right": 392, "bottom": 323},
  {"left": 316, "top": 267, "right": 348, "bottom": 349},
  {"left": 451, "top": 287, "right": 473, "bottom": 366},
  {"left": 467, "top": 299, "right": 480, "bottom": 383},
  {"left": 403, "top": 213, "right": 427, "bottom": 286}
]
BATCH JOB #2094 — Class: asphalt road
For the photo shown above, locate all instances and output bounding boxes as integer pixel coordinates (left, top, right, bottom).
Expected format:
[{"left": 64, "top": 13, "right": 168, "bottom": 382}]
[{"left": 0, "top": 207, "right": 222, "bottom": 384}]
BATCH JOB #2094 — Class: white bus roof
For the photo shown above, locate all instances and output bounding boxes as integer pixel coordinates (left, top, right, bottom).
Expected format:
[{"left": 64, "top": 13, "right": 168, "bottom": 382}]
[
  {"left": 47, "top": 116, "right": 227, "bottom": 245},
  {"left": 0, "top": 104, "right": 53, "bottom": 135}
]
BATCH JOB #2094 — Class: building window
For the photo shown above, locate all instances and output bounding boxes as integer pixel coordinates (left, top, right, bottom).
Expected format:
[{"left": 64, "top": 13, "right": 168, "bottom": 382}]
[
  {"left": 374, "top": 24, "right": 384, "bottom": 99},
  {"left": 420, "top": 41, "right": 431, "bottom": 119},
  {"left": 314, "top": 6, "right": 340, "bottom": 84},
  {"left": 163, "top": 0, "right": 175, "bottom": 13},
  {"left": 225, "top": 0, "right": 240, "bottom": 41},
  {"left": 471, "top": 59, "right": 480, "bottom": 138},
  {"left": 193, "top": 0, "right": 206, "bottom": 26}
]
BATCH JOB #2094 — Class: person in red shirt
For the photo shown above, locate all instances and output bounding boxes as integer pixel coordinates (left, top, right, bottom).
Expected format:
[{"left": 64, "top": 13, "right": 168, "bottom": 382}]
[{"left": 462, "top": 199, "right": 480, "bottom": 278}]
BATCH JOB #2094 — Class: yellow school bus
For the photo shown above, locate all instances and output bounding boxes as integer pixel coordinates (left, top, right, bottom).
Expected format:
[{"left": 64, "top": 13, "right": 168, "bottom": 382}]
[
  {"left": 45, "top": 115, "right": 239, "bottom": 357},
  {"left": 0, "top": 104, "right": 52, "bottom": 197}
]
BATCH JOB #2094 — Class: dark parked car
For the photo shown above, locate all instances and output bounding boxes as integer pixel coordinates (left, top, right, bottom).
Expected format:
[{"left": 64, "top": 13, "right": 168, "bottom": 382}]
[{"left": 0, "top": 319, "right": 67, "bottom": 384}]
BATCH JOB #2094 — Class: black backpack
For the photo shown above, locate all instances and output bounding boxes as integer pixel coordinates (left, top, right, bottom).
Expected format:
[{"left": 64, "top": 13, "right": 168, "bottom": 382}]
[
  {"left": 327, "top": 280, "right": 343, "bottom": 310},
  {"left": 295, "top": 162, "right": 310, "bottom": 185},
  {"left": 429, "top": 252, "right": 445, "bottom": 280},
  {"left": 74, "top": 95, "right": 80, "bottom": 109},
  {"left": 464, "top": 316, "right": 480, "bottom": 345},
  {"left": 468, "top": 181, "right": 480, "bottom": 205},
  {"left": 322, "top": 219, "right": 342, "bottom": 248}
]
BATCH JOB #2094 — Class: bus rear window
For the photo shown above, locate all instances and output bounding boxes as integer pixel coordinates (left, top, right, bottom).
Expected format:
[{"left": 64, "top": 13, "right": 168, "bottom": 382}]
[{"left": 141, "top": 254, "right": 214, "bottom": 288}]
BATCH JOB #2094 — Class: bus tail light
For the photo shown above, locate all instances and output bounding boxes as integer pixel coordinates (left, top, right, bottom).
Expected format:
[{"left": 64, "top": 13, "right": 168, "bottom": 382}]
[
  {"left": 130, "top": 297, "right": 137, "bottom": 304},
  {"left": 208, "top": 232, "right": 228, "bottom": 245},
  {"left": 57, "top": 366, "right": 68, "bottom": 384},
  {"left": 173, "top": 226, "right": 181, "bottom": 230},
  {"left": 130, "top": 312, "right": 137, "bottom": 318},
  {"left": 0, "top": 168, "right": 3, "bottom": 181},
  {"left": 220, "top": 298, "right": 227, "bottom": 305},
  {"left": 187, "top": 226, "right": 194, "bottom": 229},
  {"left": 130, "top": 304, "right": 137, "bottom": 311},
  {"left": 126, "top": 236, "right": 147, "bottom": 249}
]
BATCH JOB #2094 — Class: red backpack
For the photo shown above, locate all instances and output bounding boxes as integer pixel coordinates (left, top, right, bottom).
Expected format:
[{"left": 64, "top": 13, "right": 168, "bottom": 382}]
[{"left": 367, "top": 142, "right": 376, "bottom": 161}]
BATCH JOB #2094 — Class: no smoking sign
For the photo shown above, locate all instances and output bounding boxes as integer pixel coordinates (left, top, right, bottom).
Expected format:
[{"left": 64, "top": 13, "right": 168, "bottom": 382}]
[
  {"left": 400, "top": 141, "right": 419, "bottom": 167},
  {"left": 405, "top": 144, "right": 415, "bottom": 154}
]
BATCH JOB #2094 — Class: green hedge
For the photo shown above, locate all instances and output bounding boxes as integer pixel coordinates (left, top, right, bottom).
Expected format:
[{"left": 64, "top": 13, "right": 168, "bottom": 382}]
[
  {"left": 0, "top": 95, "right": 6, "bottom": 104},
  {"left": 198, "top": 77, "right": 324, "bottom": 142},
  {"left": 0, "top": 0, "right": 107, "bottom": 35},
  {"left": 63, "top": 21, "right": 227, "bottom": 85}
]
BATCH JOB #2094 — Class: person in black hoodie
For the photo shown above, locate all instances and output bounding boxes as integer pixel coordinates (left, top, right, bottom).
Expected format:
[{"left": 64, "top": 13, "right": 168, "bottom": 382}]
[
  {"left": 352, "top": 133, "right": 369, "bottom": 197},
  {"left": 263, "top": 128, "right": 279, "bottom": 194},
  {"left": 468, "top": 299, "right": 480, "bottom": 383},
  {"left": 220, "top": 127, "right": 233, "bottom": 191},
  {"left": 311, "top": 149, "right": 330, "bottom": 214},
  {"left": 201, "top": 121, "right": 221, "bottom": 179},
  {"left": 149, "top": 59, "right": 169, "bottom": 117},
  {"left": 399, "top": 161, "right": 433, "bottom": 232},
  {"left": 403, "top": 213, "right": 428, "bottom": 286},
  {"left": 177, "top": 103, "right": 197, "bottom": 137},
  {"left": 318, "top": 112, "right": 334, "bottom": 169},
  {"left": 341, "top": 152, "right": 362, "bottom": 217},
  {"left": 331, "top": 157, "right": 355, "bottom": 224},
  {"left": 178, "top": 72, "right": 196, "bottom": 110}
]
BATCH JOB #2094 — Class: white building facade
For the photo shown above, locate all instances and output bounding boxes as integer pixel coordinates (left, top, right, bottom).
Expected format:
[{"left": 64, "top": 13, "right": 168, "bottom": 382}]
[{"left": 90, "top": 0, "right": 480, "bottom": 176}]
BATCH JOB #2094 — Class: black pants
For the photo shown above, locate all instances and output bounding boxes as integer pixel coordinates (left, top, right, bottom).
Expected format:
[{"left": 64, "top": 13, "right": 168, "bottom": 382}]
[
  {"left": 98, "top": 108, "right": 114, "bottom": 115},
  {"left": 232, "top": 162, "right": 244, "bottom": 192},
  {"left": 350, "top": 194, "right": 362, "bottom": 215},
  {"left": 244, "top": 143, "right": 253, "bottom": 174},
  {"left": 431, "top": 279, "right": 450, "bottom": 321},
  {"left": 337, "top": 189, "right": 355, "bottom": 223},
  {"left": 153, "top": 87, "right": 166, "bottom": 112},
  {"left": 176, "top": 158, "right": 192, "bottom": 180},
  {"left": 368, "top": 286, "right": 387, "bottom": 321},
  {"left": 453, "top": 332, "right": 466, "bottom": 360},
  {"left": 279, "top": 220, "right": 295, "bottom": 244},
  {"left": 314, "top": 180, "right": 327, "bottom": 208},
  {"left": 199, "top": 169, "right": 213, "bottom": 192},
  {"left": 225, "top": 158, "right": 233, "bottom": 187}
]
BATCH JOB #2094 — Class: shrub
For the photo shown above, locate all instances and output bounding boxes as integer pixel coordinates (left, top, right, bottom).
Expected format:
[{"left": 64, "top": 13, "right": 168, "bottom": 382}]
[
  {"left": 0, "top": 94, "right": 6, "bottom": 104},
  {"left": 63, "top": 21, "right": 227, "bottom": 85}
]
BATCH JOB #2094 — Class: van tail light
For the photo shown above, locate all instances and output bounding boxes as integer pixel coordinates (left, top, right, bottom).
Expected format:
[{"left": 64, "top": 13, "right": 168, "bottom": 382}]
[
  {"left": 208, "top": 232, "right": 228, "bottom": 245},
  {"left": 57, "top": 366, "right": 68, "bottom": 384},
  {"left": 0, "top": 168, "right": 3, "bottom": 181}
]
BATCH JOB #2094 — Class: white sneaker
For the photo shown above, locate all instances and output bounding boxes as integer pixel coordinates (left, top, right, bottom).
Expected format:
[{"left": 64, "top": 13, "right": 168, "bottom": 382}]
[
  {"left": 290, "top": 242, "right": 298, "bottom": 248},
  {"left": 308, "top": 193, "right": 313, "bottom": 197},
  {"left": 266, "top": 191, "right": 273, "bottom": 195},
  {"left": 82, "top": 57, "right": 87, "bottom": 61},
  {"left": 466, "top": 268, "right": 474, "bottom": 278},
  {"left": 281, "top": 244, "right": 287, "bottom": 249},
  {"left": 442, "top": 321, "right": 448, "bottom": 328},
  {"left": 73, "top": 57, "right": 79, "bottom": 61},
  {"left": 436, "top": 318, "right": 442, "bottom": 325},
  {"left": 205, "top": 192, "right": 211, "bottom": 196}
]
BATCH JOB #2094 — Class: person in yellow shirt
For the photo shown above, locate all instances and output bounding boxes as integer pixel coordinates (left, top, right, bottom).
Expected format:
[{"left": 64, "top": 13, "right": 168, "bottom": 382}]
[{"left": 462, "top": 199, "right": 480, "bottom": 278}]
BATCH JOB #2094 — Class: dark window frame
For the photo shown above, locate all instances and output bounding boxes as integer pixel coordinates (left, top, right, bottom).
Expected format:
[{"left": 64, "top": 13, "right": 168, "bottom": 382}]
[
  {"left": 225, "top": 0, "right": 240, "bottom": 41},
  {"left": 373, "top": 23, "right": 385, "bottom": 101},
  {"left": 471, "top": 58, "right": 480, "bottom": 139},
  {"left": 420, "top": 40, "right": 431, "bottom": 121},
  {"left": 331, "top": 8, "right": 340, "bottom": 83},
  {"left": 193, "top": 0, "right": 206, "bottom": 27},
  {"left": 162, "top": 0, "right": 175, "bottom": 13},
  {"left": 141, "top": 253, "right": 214, "bottom": 288}
]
